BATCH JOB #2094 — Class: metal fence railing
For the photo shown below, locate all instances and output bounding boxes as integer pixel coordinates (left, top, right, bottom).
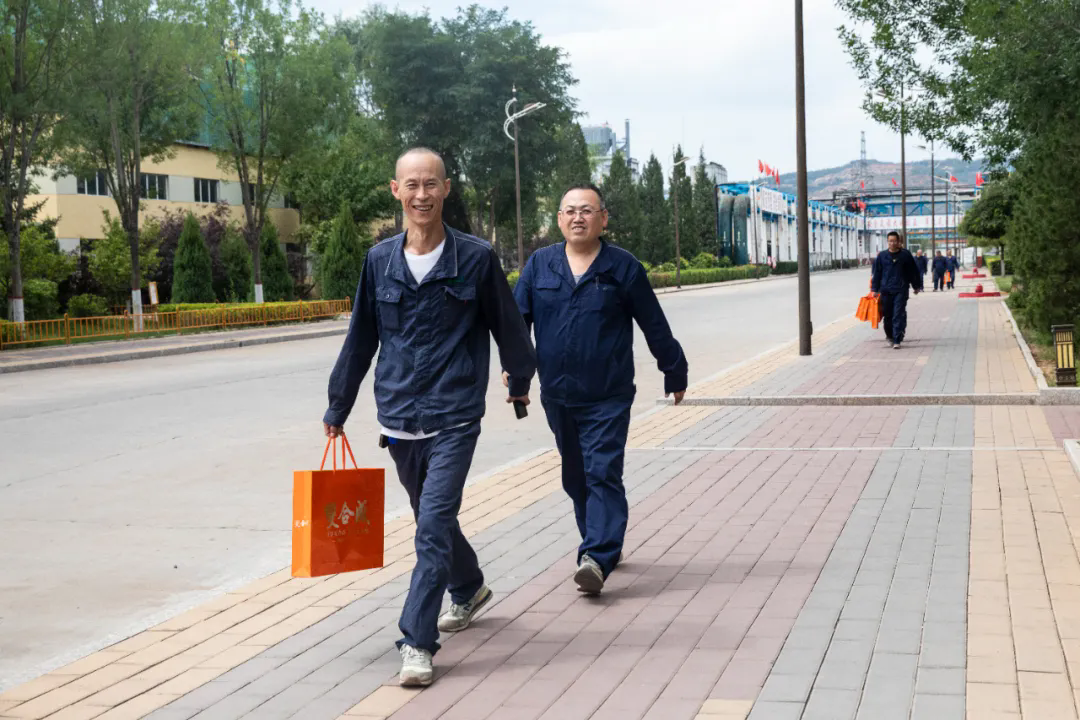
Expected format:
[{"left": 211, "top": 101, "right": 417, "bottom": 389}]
[{"left": 0, "top": 298, "right": 352, "bottom": 350}]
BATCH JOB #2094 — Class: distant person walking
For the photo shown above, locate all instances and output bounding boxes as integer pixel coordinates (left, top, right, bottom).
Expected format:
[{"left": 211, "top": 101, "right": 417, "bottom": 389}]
[
  {"left": 872, "top": 231, "right": 923, "bottom": 349},
  {"left": 946, "top": 250, "right": 960, "bottom": 289},
  {"left": 915, "top": 249, "right": 929, "bottom": 277},
  {"left": 932, "top": 250, "right": 948, "bottom": 292}
]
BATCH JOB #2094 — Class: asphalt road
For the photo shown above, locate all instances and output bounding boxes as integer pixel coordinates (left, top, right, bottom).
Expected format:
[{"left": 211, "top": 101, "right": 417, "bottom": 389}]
[{"left": 0, "top": 268, "right": 874, "bottom": 689}]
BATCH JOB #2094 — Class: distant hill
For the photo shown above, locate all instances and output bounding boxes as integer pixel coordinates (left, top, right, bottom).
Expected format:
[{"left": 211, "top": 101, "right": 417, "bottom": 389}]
[{"left": 761, "top": 158, "right": 984, "bottom": 198}]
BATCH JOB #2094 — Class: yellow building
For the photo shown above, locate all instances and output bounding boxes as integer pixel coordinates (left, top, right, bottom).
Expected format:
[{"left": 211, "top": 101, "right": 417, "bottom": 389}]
[{"left": 29, "top": 143, "right": 300, "bottom": 253}]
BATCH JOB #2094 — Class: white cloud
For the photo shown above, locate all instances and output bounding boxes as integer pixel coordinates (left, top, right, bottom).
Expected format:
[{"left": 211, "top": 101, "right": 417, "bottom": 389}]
[{"left": 311, "top": 0, "right": 927, "bottom": 183}]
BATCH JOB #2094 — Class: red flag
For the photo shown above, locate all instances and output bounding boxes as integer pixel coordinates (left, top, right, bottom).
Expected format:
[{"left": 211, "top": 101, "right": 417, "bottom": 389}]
[
  {"left": 774, "top": 172, "right": 780, "bottom": 185},
  {"left": 758, "top": 160, "right": 764, "bottom": 173},
  {"left": 949, "top": 174, "right": 958, "bottom": 183},
  {"left": 891, "top": 178, "right": 898, "bottom": 186},
  {"left": 976, "top": 172, "right": 984, "bottom": 186},
  {"left": 765, "top": 163, "right": 772, "bottom": 175},
  {"left": 860, "top": 180, "right": 865, "bottom": 189}
]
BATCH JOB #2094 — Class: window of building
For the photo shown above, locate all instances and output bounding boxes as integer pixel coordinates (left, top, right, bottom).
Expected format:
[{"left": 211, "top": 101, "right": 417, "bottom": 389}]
[
  {"left": 140, "top": 173, "right": 168, "bottom": 200},
  {"left": 194, "top": 178, "right": 219, "bottom": 203},
  {"left": 77, "top": 170, "right": 108, "bottom": 196},
  {"left": 284, "top": 193, "right": 299, "bottom": 210}
]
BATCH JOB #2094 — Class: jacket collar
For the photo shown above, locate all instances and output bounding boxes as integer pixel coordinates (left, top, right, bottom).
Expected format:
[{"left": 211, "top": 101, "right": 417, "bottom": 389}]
[
  {"left": 547, "top": 238, "right": 615, "bottom": 289},
  {"left": 385, "top": 223, "right": 460, "bottom": 288}
]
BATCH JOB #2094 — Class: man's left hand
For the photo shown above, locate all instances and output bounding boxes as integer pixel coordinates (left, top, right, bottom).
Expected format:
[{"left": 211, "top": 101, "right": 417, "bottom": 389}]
[
  {"left": 507, "top": 395, "right": 530, "bottom": 406},
  {"left": 667, "top": 391, "right": 685, "bottom": 405}
]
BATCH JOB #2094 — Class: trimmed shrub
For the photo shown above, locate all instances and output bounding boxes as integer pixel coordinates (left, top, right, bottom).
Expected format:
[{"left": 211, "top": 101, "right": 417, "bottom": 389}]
[
  {"left": 24, "top": 279, "right": 60, "bottom": 320},
  {"left": 718, "top": 255, "right": 733, "bottom": 268},
  {"left": 220, "top": 229, "right": 253, "bottom": 303},
  {"left": 648, "top": 265, "right": 770, "bottom": 288},
  {"left": 690, "top": 252, "right": 718, "bottom": 269},
  {"left": 319, "top": 203, "right": 369, "bottom": 302},
  {"left": 67, "top": 293, "right": 109, "bottom": 318},
  {"left": 774, "top": 261, "right": 799, "bottom": 274},
  {"left": 172, "top": 214, "right": 215, "bottom": 303},
  {"left": 260, "top": 224, "right": 294, "bottom": 302}
]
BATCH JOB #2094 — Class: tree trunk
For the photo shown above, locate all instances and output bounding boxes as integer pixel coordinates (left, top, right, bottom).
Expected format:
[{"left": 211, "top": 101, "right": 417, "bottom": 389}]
[
  {"left": 7, "top": 226, "right": 24, "bottom": 323},
  {"left": 1000, "top": 244, "right": 1006, "bottom": 276}
]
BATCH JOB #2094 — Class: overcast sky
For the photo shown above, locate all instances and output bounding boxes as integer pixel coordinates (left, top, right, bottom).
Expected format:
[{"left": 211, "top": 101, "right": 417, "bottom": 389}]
[{"left": 309, "top": 0, "right": 927, "bottom": 181}]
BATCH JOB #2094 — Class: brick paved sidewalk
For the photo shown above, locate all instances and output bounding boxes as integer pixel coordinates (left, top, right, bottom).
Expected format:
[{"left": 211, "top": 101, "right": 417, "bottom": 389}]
[{"left": 5, "top": 276, "right": 1080, "bottom": 720}]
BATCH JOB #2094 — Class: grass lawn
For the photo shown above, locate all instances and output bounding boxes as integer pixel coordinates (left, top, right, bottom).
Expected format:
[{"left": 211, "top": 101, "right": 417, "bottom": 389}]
[{"left": 995, "top": 275, "right": 1014, "bottom": 293}]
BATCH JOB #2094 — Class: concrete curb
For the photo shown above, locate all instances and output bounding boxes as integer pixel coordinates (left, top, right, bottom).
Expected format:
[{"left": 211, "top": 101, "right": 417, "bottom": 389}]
[
  {"left": 657, "top": 393, "right": 1041, "bottom": 407},
  {"left": 1065, "top": 440, "right": 1080, "bottom": 476},
  {"left": 0, "top": 323, "right": 349, "bottom": 375},
  {"left": 1001, "top": 298, "right": 1050, "bottom": 391}
]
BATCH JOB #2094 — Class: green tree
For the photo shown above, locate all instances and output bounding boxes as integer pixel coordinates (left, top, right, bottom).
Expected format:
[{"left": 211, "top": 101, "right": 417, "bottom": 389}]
[
  {"left": 61, "top": 0, "right": 202, "bottom": 320},
  {"left": 546, "top": 124, "right": 592, "bottom": 243},
  {"left": 282, "top": 113, "right": 395, "bottom": 228},
  {"left": 691, "top": 149, "right": 718, "bottom": 257},
  {"left": 0, "top": 225, "right": 75, "bottom": 313},
  {"left": 601, "top": 150, "right": 645, "bottom": 258},
  {"left": 1, "top": 0, "right": 81, "bottom": 322},
  {"left": 319, "top": 202, "right": 368, "bottom": 301},
  {"left": 200, "top": 0, "right": 353, "bottom": 302},
  {"left": 639, "top": 154, "right": 671, "bottom": 265},
  {"left": 260, "top": 223, "right": 293, "bottom": 301},
  {"left": 172, "top": 214, "right": 215, "bottom": 303},
  {"left": 959, "top": 174, "right": 1014, "bottom": 275},
  {"left": 671, "top": 145, "right": 697, "bottom": 260},
  {"left": 220, "top": 228, "right": 253, "bottom": 302},
  {"left": 89, "top": 213, "right": 160, "bottom": 306}
]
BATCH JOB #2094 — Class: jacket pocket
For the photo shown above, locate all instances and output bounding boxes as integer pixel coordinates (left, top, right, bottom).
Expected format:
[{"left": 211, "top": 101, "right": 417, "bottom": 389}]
[
  {"left": 377, "top": 286, "right": 403, "bottom": 331},
  {"left": 443, "top": 284, "right": 477, "bottom": 327},
  {"left": 586, "top": 279, "right": 619, "bottom": 312}
]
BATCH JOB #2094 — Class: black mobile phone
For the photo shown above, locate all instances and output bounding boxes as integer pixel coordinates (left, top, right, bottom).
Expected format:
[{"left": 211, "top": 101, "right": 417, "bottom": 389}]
[{"left": 513, "top": 400, "right": 528, "bottom": 419}]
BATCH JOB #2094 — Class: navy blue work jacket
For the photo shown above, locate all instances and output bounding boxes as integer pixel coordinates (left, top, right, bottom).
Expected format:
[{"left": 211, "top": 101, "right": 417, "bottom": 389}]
[
  {"left": 513, "top": 240, "right": 688, "bottom": 406},
  {"left": 324, "top": 225, "right": 536, "bottom": 434},
  {"left": 871, "top": 248, "right": 923, "bottom": 294},
  {"left": 932, "top": 256, "right": 948, "bottom": 274}
]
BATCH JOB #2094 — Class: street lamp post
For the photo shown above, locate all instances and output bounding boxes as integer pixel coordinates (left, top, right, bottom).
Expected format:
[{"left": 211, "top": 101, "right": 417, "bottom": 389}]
[
  {"left": 795, "top": 0, "right": 812, "bottom": 355},
  {"left": 503, "top": 86, "right": 547, "bottom": 271},
  {"left": 917, "top": 140, "right": 936, "bottom": 256},
  {"left": 673, "top": 153, "right": 691, "bottom": 288},
  {"left": 878, "top": 84, "right": 910, "bottom": 246}
]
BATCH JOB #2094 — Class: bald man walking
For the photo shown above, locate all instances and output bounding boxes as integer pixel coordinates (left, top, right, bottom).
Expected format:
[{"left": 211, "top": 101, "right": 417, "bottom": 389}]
[{"left": 323, "top": 148, "right": 536, "bottom": 687}]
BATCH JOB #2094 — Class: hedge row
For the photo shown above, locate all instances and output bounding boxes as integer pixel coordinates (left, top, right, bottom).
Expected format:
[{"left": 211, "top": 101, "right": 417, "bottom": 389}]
[{"left": 506, "top": 265, "right": 771, "bottom": 291}]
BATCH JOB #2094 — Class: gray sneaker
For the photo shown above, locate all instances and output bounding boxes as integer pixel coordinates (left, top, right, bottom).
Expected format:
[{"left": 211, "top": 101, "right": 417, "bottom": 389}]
[
  {"left": 437, "top": 585, "right": 493, "bottom": 633},
  {"left": 398, "top": 645, "right": 433, "bottom": 687},
  {"left": 574, "top": 554, "right": 605, "bottom": 595}
]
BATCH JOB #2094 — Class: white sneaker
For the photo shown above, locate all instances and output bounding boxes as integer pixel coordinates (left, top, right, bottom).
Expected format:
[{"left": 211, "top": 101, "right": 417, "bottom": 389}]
[
  {"left": 398, "top": 645, "right": 433, "bottom": 687},
  {"left": 574, "top": 554, "right": 605, "bottom": 595},
  {"left": 437, "top": 585, "right": 493, "bottom": 633}
]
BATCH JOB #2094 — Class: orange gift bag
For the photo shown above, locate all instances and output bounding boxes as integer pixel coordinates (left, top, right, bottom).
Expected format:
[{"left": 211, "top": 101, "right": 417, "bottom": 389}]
[
  {"left": 855, "top": 294, "right": 871, "bottom": 322},
  {"left": 292, "top": 434, "right": 385, "bottom": 577}
]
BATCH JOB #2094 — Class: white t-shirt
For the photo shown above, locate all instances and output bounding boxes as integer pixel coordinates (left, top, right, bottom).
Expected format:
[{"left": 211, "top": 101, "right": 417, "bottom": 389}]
[{"left": 380, "top": 239, "right": 461, "bottom": 441}]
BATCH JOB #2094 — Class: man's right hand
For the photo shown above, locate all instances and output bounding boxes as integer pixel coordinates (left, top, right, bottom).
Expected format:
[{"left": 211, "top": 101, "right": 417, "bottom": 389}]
[
  {"left": 323, "top": 422, "right": 343, "bottom": 438},
  {"left": 502, "top": 371, "right": 509, "bottom": 388}
]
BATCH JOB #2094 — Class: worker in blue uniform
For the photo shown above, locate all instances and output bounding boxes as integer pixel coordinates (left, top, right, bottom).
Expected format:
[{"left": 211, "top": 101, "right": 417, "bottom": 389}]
[
  {"left": 946, "top": 250, "right": 960, "bottom": 289},
  {"left": 915, "top": 249, "right": 929, "bottom": 277},
  {"left": 932, "top": 250, "right": 948, "bottom": 291},
  {"left": 509, "top": 183, "right": 688, "bottom": 596},
  {"left": 872, "top": 230, "right": 923, "bottom": 349},
  {"left": 323, "top": 148, "right": 536, "bottom": 688}
]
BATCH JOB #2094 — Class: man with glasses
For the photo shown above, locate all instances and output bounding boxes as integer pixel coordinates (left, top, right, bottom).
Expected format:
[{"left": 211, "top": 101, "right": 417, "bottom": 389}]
[{"left": 508, "top": 183, "right": 687, "bottom": 595}]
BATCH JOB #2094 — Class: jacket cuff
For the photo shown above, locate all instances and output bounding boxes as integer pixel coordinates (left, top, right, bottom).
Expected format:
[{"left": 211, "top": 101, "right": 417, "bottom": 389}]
[
  {"left": 508, "top": 376, "right": 531, "bottom": 398},
  {"left": 323, "top": 408, "right": 347, "bottom": 427},
  {"left": 664, "top": 372, "right": 688, "bottom": 395}
]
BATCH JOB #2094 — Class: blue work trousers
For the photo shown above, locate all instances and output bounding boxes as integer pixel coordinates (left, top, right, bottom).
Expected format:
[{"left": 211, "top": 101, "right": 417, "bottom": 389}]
[
  {"left": 387, "top": 422, "right": 484, "bottom": 654},
  {"left": 880, "top": 290, "right": 910, "bottom": 343},
  {"left": 542, "top": 398, "right": 632, "bottom": 578}
]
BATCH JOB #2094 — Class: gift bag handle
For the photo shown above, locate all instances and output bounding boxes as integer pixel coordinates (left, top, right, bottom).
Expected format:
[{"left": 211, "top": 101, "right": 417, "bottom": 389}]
[{"left": 320, "top": 433, "right": 359, "bottom": 471}]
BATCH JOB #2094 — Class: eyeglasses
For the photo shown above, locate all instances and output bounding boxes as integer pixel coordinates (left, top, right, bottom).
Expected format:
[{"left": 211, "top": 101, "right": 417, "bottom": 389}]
[{"left": 561, "top": 206, "right": 604, "bottom": 219}]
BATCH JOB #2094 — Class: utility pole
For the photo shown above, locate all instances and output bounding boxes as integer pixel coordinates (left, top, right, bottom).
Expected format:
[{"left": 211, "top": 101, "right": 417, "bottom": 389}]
[
  {"left": 502, "top": 86, "right": 546, "bottom": 271},
  {"left": 900, "top": 81, "right": 908, "bottom": 245},
  {"left": 672, "top": 153, "right": 690, "bottom": 288},
  {"left": 930, "top": 142, "right": 935, "bottom": 256},
  {"left": 795, "top": 0, "right": 812, "bottom": 355}
]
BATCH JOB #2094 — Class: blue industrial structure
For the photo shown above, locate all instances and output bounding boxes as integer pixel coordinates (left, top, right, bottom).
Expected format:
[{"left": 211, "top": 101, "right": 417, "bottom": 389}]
[{"left": 716, "top": 183, "right": 885, "bottom": 268}]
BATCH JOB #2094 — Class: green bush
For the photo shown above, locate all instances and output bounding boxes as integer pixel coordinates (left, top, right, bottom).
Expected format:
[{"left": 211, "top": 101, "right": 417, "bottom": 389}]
[
  {"left": 506, "top": 271, "right": 520, "bottom": 290},
  {"left": 172, "top": 214, "right": 215, "bottom": 303},
  {"left": 24, "top": 278, "right": 60, "bottom": 320},
  {"left": 260, "top": 224, "right": 294, "bottom": 302},
  {"left": 220, "top": 229, "right": 253, "bottom": 303},
  {"left": 640, "top": 261, "right": 654, "bottom": 273},
  {"left": 690, "top": 252, "right": 718, "bottom": 269},
  {"left": 648, "top": 265, "right": 770, "bottom": 288},
  {"left": 987, "top": 258, "right": 1003, "bottom": 276},
  {"left": 67, "top": 294, "right": 109, "bottom": 318},
  {"left": 718, "top": 255, "right": 733, "bottom": 268},
  {"left": 656, "top": 261, "right": 676, "bottom": 273},
  {"left": 774, "top": 261, "right": 799, "bottom": 274},
  {"left": 319, "top": 203, "right": 369, "bottom": 302}
]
